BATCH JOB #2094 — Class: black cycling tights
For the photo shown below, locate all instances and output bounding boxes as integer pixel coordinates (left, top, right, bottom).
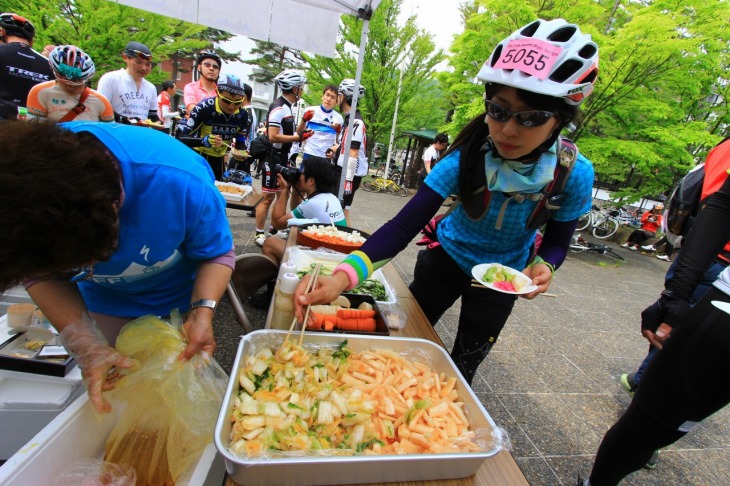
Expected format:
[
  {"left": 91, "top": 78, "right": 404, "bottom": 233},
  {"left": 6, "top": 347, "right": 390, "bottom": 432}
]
[{"left": 588, "top": 401, "right": 684, "bottom": 485}]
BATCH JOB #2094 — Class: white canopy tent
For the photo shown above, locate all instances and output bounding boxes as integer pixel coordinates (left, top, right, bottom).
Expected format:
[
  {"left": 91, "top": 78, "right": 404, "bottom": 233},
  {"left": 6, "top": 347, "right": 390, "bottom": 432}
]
[{"left": 110, "top": 0, "right": 381, "bottom": 198}]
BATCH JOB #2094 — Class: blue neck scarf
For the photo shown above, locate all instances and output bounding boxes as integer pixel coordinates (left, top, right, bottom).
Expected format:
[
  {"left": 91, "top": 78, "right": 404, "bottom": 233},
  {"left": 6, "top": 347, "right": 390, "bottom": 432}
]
[{"left": 484, "top": 141, "right": 558, "bottom": 194}]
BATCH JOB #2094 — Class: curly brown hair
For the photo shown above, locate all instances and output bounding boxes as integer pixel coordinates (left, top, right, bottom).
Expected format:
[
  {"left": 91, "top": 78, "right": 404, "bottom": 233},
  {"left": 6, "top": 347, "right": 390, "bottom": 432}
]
[{"left": 0, "top": 121, "right": 122, "bottom": 291}]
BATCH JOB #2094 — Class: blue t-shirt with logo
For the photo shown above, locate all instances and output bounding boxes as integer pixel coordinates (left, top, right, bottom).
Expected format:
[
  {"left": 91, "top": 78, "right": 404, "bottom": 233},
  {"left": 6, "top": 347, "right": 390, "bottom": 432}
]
[{"left": 63, "top": 122, "right": 233, "bottom": 316}]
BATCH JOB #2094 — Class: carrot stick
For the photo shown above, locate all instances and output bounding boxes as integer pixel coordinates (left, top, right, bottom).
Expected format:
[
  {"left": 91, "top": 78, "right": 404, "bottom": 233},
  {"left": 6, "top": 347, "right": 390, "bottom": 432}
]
[{"left": 336, "top": 309, "right": 376, "bottom": 319}]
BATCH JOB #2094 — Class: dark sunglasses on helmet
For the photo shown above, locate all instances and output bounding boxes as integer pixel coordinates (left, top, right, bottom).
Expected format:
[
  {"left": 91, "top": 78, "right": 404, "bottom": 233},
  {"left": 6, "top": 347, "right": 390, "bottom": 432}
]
[
  {"left": 484, "top": 100, "right": 555, "bottom": 128},
  {"left": 124, "top": 49, "right": 152, "bottom": 61}
]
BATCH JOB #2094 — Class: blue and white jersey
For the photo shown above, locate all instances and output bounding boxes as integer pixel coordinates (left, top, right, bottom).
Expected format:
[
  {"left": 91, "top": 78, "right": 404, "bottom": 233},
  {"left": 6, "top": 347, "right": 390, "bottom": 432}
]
[
  {"left": 427, "top": 147, "right": 594, "bottom": 273},
  {"left": 302, "top": 104, "right": 344, "bottom": 157}
]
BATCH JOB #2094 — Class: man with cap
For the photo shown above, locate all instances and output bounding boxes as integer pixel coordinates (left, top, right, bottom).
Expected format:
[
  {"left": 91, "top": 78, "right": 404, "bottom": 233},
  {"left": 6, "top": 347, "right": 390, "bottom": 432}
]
[
  {"left": 183, "top": 50, "right": 222, "bottom": 114},
  {"left": 0, "top": 12, "right": 53, "bottom": 120},
  {"left": 176, "top": 73, "right": 249, "bottom": 180},
  {"left": 97, "top": 41, "right": 160, "bottom": 124}
]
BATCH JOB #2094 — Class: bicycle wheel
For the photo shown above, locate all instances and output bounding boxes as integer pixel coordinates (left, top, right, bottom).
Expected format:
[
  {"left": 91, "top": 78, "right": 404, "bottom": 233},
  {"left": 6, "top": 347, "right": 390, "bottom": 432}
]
[
  {"left": 387, "top": 182, "right": 408, "bottom": 197},
  {"left": 593, "top": 217, "right": 619, "bottom": 239},
  {"left": 575, "top": 212, "right": 591, "bottom": 231},
  {"left": 362, "top": 179, "right": 380, "bottom": 192},
  {"left": 602, "top": 247, "right": 625, "bottom": 261},
  {"left": 375, "top": 168, "right": 385, "bottom": 178},
  {"left": 388, "top": 170, "right": 402, "bottom": 181}
]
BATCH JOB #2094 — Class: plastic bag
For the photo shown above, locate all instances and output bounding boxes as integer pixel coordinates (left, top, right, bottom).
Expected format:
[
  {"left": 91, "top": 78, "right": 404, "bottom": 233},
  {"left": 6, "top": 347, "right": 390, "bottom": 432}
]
[
  {"left": 51, "top": 459, "right": 136, "bottom": 486},
  {"left": 104, "top": 311, "right": 228, "bottom": 485}
]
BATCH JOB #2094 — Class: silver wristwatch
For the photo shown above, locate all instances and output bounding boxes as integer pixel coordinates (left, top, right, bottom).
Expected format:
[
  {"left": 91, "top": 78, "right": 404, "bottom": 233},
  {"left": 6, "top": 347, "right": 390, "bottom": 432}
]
[{"left": 189, "top": 299, "right": 218, "bottom": 313}]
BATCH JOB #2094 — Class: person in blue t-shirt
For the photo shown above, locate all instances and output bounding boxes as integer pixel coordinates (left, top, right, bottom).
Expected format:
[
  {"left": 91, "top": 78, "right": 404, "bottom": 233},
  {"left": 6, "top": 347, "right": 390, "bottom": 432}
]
[
  {"left": 0, "top": 121, "right": 234, "bottom": 414},
  {"left": 294, "top": 19, "right": 599, "bottom": 385}
]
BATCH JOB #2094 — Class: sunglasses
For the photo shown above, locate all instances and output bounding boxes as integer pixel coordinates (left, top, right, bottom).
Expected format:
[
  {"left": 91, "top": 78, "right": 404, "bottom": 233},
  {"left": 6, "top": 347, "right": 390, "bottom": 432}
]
[
  {"left": 484, "top": 100, "right": 555, "bottom": 128},
  {"left": 218, "top": 94, "right": 244, "bottom": 105},
  {"left": 124, "top": 49, "right": 152, "bottom": 61},
  {"left": 202, "top": 61, "right": 220, "bottom": 70}
]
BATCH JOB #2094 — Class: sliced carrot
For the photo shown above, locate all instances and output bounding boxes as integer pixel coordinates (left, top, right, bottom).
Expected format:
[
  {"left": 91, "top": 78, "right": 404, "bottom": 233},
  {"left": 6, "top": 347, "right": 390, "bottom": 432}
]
[
  {"left": 323, "top": 319, "right": 335, "bottom": 331},
  {"left": 336, "top": 309, "right": 376, "bottom": 319},
  {"left": 308, "top": 313, "right": 324, "bottom": 330}
]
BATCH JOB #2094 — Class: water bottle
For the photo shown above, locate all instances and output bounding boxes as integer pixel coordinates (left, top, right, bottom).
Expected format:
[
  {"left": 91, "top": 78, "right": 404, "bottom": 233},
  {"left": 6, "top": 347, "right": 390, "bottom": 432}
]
[{"left": 270, "top": 273, "right": 300, "bottom": 330}]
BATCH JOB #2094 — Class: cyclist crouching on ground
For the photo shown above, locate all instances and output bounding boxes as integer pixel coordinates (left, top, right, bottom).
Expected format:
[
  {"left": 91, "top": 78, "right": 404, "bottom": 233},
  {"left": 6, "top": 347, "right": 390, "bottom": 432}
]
[{"left": 295, "top": 19, "right": 598, "bottom": 385}]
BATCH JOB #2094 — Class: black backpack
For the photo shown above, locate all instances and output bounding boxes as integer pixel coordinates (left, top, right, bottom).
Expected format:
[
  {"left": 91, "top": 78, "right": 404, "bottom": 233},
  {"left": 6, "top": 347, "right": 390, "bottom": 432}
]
[
  {"left": 665, "top": 164, "right": 705, "bottom": 247},
  {"left": 248, "top": 134, "right": 273, "bottom": 160}
]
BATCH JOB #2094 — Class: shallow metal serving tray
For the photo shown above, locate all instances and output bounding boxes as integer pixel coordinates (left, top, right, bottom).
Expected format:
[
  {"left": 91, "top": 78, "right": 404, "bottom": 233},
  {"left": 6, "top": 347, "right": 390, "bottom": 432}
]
[{"left": 214, "top": 330, "right": 499, "bottom": 486}]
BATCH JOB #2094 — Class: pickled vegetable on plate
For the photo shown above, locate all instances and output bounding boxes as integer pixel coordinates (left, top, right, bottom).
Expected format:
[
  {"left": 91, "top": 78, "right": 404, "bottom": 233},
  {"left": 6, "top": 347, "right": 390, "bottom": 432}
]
[{"left": 481, "top": 265, "right": 528, "bottom": 292}]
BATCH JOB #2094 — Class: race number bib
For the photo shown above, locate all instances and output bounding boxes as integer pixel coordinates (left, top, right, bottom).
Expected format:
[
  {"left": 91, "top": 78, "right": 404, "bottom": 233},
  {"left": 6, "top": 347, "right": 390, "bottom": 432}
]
[{"left": 493, "top": 39, "right": 563, "bottom": 80}]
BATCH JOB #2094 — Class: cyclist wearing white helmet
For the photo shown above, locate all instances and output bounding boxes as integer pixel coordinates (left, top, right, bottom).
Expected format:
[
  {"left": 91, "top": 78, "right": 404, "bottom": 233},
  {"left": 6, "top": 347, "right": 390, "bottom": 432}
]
[
  {"left": 27, "top": 45, "right": 114, "bottom": 122},
  {"left": 295, "top": 19, "right": 599, "bottom": 386},
  {"left": 176, "top": 73, "right": 249, "bottom": 181},
  {"left": 253, "top": 69, "right": 313, "bottom": 247},
  {"left": 183, "top": 50, "right": 222, "bottom": 113},
  {"left": 333, "top": 78, "right": 367, "bottom": 224},
  {"left": 0, "top": 13, "right": 53, "bottom": 119}
]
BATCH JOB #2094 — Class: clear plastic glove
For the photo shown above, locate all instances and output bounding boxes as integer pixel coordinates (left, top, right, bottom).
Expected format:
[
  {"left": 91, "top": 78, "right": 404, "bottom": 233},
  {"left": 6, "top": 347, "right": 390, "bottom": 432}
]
[{"left": 59, "top": 313, "right": 135, "bottom": 414}]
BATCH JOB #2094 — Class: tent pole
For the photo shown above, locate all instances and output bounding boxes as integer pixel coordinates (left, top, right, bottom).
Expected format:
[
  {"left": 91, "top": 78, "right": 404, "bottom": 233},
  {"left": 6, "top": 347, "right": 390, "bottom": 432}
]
[{"left": 338, "top": 18, "right": 370, "bottom": 200}]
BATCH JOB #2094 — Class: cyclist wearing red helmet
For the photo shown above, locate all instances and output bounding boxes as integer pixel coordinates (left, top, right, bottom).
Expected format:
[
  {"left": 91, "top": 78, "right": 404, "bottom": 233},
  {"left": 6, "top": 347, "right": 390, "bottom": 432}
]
[
  {"left": 27, "top": 45, "right": 114, "bottom": 122},
  {"left": 0, "top": 12, "right": 53, "bottom": 119}
]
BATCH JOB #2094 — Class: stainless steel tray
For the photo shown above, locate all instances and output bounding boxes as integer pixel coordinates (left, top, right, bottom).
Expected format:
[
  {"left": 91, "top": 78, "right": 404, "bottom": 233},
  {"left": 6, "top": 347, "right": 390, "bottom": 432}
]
[{"left": 214, "top": 330, "right": 499, "bottom": 486}]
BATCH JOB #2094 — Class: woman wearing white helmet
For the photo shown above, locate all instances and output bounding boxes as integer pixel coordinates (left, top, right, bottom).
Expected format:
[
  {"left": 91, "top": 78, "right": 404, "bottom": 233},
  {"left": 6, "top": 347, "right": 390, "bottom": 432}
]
[
  {"left": 295, "top": 19, "right": 599, "bottom": 385},
  {"left": 26, "top": 45, "right": 114, "bottom": 122}
]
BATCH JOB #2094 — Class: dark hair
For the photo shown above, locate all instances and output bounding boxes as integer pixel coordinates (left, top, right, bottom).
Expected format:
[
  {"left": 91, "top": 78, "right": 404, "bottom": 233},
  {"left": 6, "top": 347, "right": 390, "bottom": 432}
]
[
  {"left": 301, "top": 156, "right": 337, "bottom": 194},
  {"left": 434, "top": 133, "right": 449, "bottom": 144},
  {"left": 0, "top": 121, "right": 122, "bottom": 292},
  {"left": 243, "top": 83, "right": 252, "bottom": 101},
  {"left": 323, "top": 84, "right": 338, "bottom": 96},
  {"left": 162, "top": 80, "right": 175, "bottom": 90},
  {"left": 443, "top": 83, "right": 579, "bottom": 217}
]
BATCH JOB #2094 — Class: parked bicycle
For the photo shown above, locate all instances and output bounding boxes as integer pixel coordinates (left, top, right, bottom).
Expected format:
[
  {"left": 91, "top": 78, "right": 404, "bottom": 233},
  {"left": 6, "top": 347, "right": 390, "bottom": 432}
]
[
  {"left": 575, "top": 205, "right": 620, "bottom": 239},
  {"left": 374, "top": 159, "right": 403, "bottom": 180},
  {"left": 569, "top": 234, "right": 624, "bottom": 260},
  {"left": 362, "top": 176, "right": 408, "bottom": 197},
  {"left": 614, "top": 206, "right": 643, "bottom": 228}
]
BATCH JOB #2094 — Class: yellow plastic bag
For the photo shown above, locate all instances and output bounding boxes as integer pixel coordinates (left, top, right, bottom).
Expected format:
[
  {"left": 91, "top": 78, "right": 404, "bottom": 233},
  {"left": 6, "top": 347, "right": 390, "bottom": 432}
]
[{"left": 104, "top": 312, "right": 228, "bottom": 485}]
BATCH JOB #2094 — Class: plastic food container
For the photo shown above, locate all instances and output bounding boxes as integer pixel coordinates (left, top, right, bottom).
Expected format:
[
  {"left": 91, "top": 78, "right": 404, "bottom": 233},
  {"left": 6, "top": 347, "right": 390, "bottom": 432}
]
[{"left": 215, "top": 330, "right": 500, "bottom": 486}]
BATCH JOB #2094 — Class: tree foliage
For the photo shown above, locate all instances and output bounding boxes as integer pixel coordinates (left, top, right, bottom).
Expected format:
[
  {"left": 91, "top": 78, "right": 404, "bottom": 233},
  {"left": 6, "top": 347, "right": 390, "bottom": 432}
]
[
  {"left": 440, "top": 0, "right": 730, "bottom": 202},
  {"left": 243, "top": 41, "right": 305, "bottom": 99},
  {"left": 5, "top": 0, "right": 241, "bottom": 87},
  {"left": 302, "top": 0, "right": 447, "bottom": 152}
]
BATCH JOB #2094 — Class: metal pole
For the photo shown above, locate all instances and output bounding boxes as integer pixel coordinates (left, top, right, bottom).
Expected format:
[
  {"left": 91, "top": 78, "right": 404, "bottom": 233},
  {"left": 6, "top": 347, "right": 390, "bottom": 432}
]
[
  {"left": 337, "top": 19, "right": 370, "bottom": 200},
  {"left": 384, "top": 65, "right": 404, "bottom": 181}
]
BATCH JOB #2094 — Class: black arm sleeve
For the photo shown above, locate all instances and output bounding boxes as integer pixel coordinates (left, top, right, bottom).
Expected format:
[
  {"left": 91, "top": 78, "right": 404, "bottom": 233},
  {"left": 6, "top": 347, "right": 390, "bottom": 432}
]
[
  {"left": 537, "top": 218, "right": 579, "bottom": 270},
  {"left": 666, "top": 175, "right": 730, "bottom": 300}
]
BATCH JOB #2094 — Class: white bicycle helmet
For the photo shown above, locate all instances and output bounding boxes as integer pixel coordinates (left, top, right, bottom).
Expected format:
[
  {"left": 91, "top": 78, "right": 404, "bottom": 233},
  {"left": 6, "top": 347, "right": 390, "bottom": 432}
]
[
  {"left": 274, "top": 69, "right": 307, "bottom": 91},
  {"left": 49, "top": 45, "right": 96, "bottom": 84},
  {"left": 217, "top": 73, "right": 246, "bottom": 96},
  {"left": 338, "top": 79, "right": 365, "bottom": 99},
  {"left": 477, "top": 19, "right": 598, "bottom": 105}
]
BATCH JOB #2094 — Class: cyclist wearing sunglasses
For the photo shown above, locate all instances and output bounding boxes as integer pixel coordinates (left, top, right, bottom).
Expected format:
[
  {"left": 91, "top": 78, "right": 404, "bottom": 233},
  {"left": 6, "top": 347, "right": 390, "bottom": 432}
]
[
  {"left": 295, "top": 19, "right": 599, "bottom": 386},
  {"left": 97, "top": 41, "right": 161, "bottom": 125},
  {"left": 0, "top": 12, "right": 53, "bottom": 120},
  {"left": 26, "top": 45, "right": 114, "bottom": 122},
  {"left": 183, "top": 50, "right": 222, "bottom": 114},
  {"left": 176, "top": 73, "right": 249, "bottom": 180}
]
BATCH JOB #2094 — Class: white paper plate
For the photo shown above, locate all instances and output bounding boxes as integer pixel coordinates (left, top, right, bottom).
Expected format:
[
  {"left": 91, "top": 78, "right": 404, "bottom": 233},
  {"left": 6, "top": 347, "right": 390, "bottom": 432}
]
[{"left": 471, "top": 263, "right": 537, "bottom": 295}]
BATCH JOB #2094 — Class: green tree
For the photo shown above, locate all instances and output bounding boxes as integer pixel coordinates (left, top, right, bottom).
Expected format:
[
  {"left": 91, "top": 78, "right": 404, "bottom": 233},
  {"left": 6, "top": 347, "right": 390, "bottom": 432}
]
[
  {"left": 244, "top": 41, "right": 305, "bottom": 99},
  {"left": 302, "top": 0, "right": 446, "bottom": 155}
]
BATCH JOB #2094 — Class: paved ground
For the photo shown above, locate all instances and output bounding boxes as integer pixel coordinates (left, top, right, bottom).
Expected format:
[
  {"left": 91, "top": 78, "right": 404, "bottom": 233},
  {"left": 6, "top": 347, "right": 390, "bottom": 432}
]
[{"left": 212, "top": 180, "right": 729, "bottom": 486}]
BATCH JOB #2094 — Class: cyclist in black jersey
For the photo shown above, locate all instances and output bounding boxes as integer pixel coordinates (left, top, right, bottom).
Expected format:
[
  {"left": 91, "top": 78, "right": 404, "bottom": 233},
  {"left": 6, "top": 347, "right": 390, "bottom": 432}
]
[
  {"left": 176, "top": 73, "right": 249, "bottom": 181},
  {"left": 0, "top": 13, "right": 53, "bottom": 120}
]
